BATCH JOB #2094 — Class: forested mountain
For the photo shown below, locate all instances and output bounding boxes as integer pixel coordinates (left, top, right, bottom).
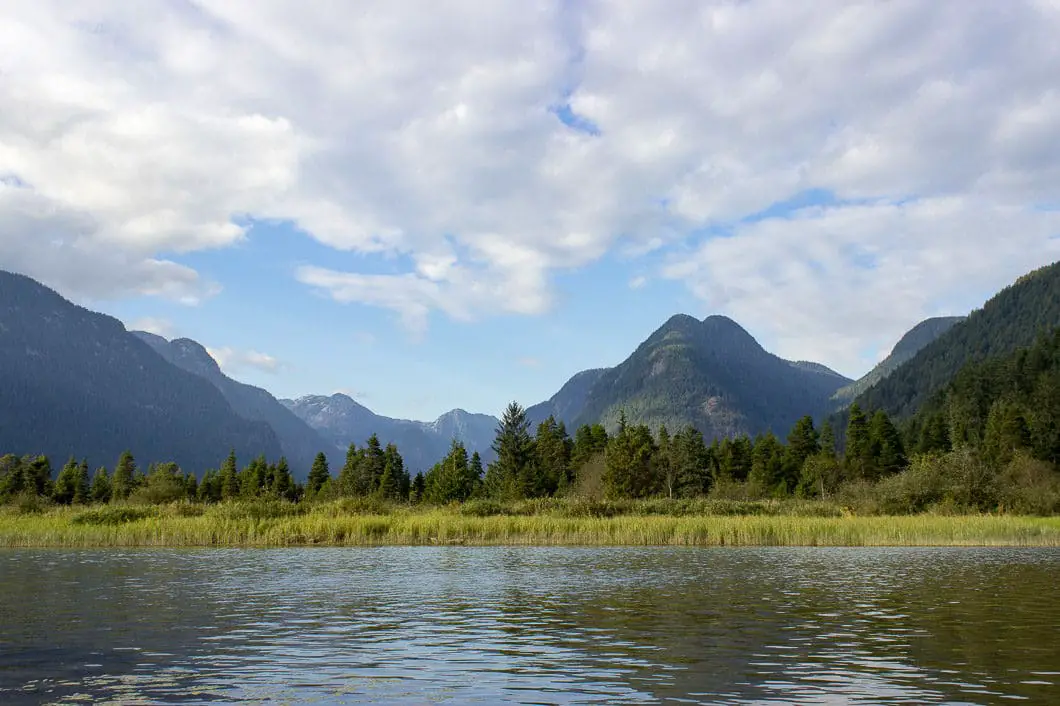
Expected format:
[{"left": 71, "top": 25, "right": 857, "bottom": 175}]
[
  {"left": 0, "top": 271, "right": 281, "bottom": 472},
  {"left": 905, "top": 327, "right": 1060, "bottom": 465},
  {"left": 526, "top": 368, "right": 609, "bottom": 427},
  {"left": 561, "top": 314, "right": 851, "bottom": 439},
  {"left": 281, "top": 394, "right": 498, "bottom": 473},
  {"left": 132, "top": 331, "right": 331, "bottom": 478},
  {"left": 856, "top": 261, "right": 1060, "bottom": 418},
  {"left": 832, "top": 316, "right": 965, "bottom": 403}
]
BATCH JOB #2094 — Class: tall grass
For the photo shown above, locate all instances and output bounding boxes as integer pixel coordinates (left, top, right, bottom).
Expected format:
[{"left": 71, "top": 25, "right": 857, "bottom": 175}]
[{"left": 1, "top": 500, "right": 1058, "bottom": 547}]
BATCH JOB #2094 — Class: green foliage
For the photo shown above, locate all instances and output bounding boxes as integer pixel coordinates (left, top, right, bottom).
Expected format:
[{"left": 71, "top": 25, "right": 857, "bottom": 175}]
[
  {"left": 604, "top": 422, "right": 658, "bottom": 499},
  {"left": 484, "top": 401, "right": 535, "bottom": 500},
  {"left": 306, "top": 451, "right": 330, "bottom": 497},
  {"left": 111, "top": 451, "right": 136, "bottom": 501},
  {"left": 424, "top": 440, "right": 480, "bottom": 504},
  {"left": 90, "top": 467, "right": 111, "bottom": 504}
]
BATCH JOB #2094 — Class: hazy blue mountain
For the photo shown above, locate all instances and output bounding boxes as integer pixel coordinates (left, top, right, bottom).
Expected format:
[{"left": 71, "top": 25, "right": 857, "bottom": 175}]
[
  {"left": 132, "top": 332, "right": 332, "bottom": 478},
  {"left": 0, "top": 271, "right": 281, "bottom": 473},
  {"left": 280, "top": 394, "right": 499, "bottom": 473},
  {"left": 525, "top": 368, "right": 609, "bottom": 428}
]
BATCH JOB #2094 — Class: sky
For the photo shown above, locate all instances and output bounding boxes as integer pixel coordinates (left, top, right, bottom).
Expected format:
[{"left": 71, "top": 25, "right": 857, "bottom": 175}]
[{"left": 2, "top": 0, "right": 1060, "bottom": 421}]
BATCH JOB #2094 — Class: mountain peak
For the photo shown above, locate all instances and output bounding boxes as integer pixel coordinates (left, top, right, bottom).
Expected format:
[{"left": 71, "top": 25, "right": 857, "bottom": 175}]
[
  {"left": 167, "top": 337, "right": 223, "bottom": 377},
  {"left": 890, "top": 316, "right": 966, "bottom": 359}
]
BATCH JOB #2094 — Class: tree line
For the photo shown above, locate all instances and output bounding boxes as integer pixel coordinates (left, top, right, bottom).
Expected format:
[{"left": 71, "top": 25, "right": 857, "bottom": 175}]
[{"left": 3, "top": 328, "right": 1060, "bottom": 513}]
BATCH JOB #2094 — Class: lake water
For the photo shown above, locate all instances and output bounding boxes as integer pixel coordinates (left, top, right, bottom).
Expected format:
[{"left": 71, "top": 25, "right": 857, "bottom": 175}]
[{"left": 1, "top": 547, "right": 1058, "bottom": 704}]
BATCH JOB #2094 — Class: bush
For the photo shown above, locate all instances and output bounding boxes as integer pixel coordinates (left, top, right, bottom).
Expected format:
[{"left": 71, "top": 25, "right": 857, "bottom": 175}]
[{"left": 996, "top": 453, "right": 1060, "bottom": 515}]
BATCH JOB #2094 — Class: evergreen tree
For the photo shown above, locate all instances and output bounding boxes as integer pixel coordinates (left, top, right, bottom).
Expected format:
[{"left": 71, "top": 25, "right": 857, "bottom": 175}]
[
  {"left": 0, "top": 454, "right": 26, "bottom": 498},
  {"left": 571, "top": 423, "right": 609, "bottom": 475},
  {"left": 819, "top": 420, "right": 837, "bottom": 458},
  {"left": 273, "top": 457, "right": 296, "bottom": 500},
  {"left": 869, "top": 410, "right": 906, "bottom": 478},
  {"left": 425, "top": 440, "right": 473, "bottom": 503},
  {"left": 52, "top": 457, "right": 80, "bottom": 505},
  {"left": 378, "top": 443, "right": 409, "bottom": 501},
  {"left": 916, "top": 411, "right": 952, "bottom": 455},
  {"left": 982, "top": 400, "right": 1031, "bottom": 466},
  {"left": 198, "top": 469, "right": 222, "bottom": 503},
  {"left": 604, "top": 423, "right": 657, "bottom": 499},
  {"left": 410, "top": 472, "right": 426, "bottom": 503},
  {"left": 360, "top": 434, "right": 386, "bottom": 496},
  {"left": 668, "top": 425, "right": 711, "bottom": 497},
  {"left": 534, "top": 416, "right": 572, "bottom": 496},
  {"left": 239, "top": 455, "right": 268, "bottom": 498},
  {"left": 112, "top": 451, "right": 136, "bottom": 501},
  {"left": 844, "top": 403, "right": 872, "bottom": 480},
  {"left": 748, "top": 433, "right": 787, "bottom": 495},
  {"left": 307, "top": 452, "right": 330, "bottom": 497},
  {"left": 469, "top": 451, "right": 484, "bottom": 484},
  {"left": 484, "top": 401, "right": 534, "bottom": 500},
  {"left": 28, "top": 455, "right": 54, "bottom": 498},
  {"left": 784, "top": 416, "right": 820, "bottom": 489},
  {"left": 183, "top": 472, "right": 199, "bottom": 502},
  {"left": 90, "top": 466, "right": 111, "bottom": 503},
  {"left": 716, "top": 435, "right": 753, "bottom": 482},
  {"left": 73, "top": 459, "right": 91, "bottom": 504},
  {"left": 337, "top": 443, "right": 362, "bottom": 496},
  {"left": 219, "top": 449, "right": 240, "bottom": 500}
]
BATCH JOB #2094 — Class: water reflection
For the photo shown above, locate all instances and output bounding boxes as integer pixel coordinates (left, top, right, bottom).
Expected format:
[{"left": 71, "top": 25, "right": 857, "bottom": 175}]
[{"left": 1, "top": 547, "right": 1058, "bottom": 704}]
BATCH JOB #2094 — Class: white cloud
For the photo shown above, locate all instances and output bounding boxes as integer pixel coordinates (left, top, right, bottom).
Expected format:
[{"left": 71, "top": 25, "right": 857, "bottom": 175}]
[
  {"left": 662, "top": 198, "right": 1060, "bottom": 376},
  {"left": 206, "top": 346, "right": 284, "bottom": 376},
  {"left": 1, "top": 0, "right": 1060, "bottom": 375},
  {"left": 127, "top": 316, "right": 176, "bottom": 339},
  {"left": 517, "top": 357, "right": 542, "bottom": 368},
  {"left": 629, "top": 275, "right": 647, "bottom": 290}
]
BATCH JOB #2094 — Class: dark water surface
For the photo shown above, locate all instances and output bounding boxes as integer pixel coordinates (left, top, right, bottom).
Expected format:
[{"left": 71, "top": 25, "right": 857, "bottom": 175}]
[{"left": 1, "top": 547, "right": 1058, "bottom": 704}]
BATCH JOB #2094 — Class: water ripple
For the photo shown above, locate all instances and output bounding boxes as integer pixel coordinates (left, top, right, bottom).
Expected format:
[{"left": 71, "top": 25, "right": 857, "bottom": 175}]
[{"left": 1, "top": 547, "right": 1058, "bottom": 704}]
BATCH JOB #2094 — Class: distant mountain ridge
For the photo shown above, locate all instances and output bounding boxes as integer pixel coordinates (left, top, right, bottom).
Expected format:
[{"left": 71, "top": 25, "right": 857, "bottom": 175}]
[
  {"left": 0, "top": 271, "right": 282, "bottom": 473},
  {"left": 832, "top": 316, "right": 965, "bottom": 404},
  {"left": 132, "top": 331, "right": 332, "bottom": 478},
  {"left": 280, "top": 394, "right": 498, "bottom": 473},
  {"left": 527, "top": 313, "right": 852, "bottom": 440}
]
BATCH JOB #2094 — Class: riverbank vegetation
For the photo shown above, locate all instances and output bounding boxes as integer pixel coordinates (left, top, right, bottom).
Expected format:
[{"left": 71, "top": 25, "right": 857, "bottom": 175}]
[
  {"left": 2, "top": 499, "right": 1059, "bottom": 547},
  {"left": 2, "top": 330, "right": 1060, "bottom": 546}
]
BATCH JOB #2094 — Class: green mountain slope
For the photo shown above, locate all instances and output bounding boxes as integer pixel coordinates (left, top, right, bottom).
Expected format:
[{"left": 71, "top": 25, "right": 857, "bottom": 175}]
[
  {"left": 569, "top": 314, "right": 851, "bottom": 438},
  {"left": 833, "top": 316, "right": 965, "bottom": 403},
  {"left": 857, "top": 260, "right": 1060, "bottom": 418}
]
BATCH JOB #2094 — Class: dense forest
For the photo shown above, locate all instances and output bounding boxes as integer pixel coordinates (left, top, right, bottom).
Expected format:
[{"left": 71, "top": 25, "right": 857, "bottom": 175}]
[{"left": 4, "top": 328, "right": 1060, "bottom": 515}]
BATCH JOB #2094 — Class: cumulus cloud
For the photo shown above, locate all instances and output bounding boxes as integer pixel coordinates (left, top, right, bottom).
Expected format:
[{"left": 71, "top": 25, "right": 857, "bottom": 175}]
[
  {"left": 2, "top": 1, "right": 1060, "bottom": 373},
  {"left": 206, "top": 346, "right": 284, "bottom": 376}
]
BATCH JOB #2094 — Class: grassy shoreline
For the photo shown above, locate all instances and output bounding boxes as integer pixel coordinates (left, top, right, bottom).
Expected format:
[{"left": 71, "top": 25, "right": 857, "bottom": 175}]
[{"left": 2, "top": 501, "right": 1059, "bottom": 547}]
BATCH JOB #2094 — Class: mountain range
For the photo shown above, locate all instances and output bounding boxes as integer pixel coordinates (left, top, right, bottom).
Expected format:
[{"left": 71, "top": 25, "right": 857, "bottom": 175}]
[
  {"left": 278, "top": 394, "right": 498, "bottom": 471},
  {"left": 2, "top": 260, "right": 1058, "bottom": 477},
  {"left": 0, "top": 271, "right": 282, "bottom": 474}
]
